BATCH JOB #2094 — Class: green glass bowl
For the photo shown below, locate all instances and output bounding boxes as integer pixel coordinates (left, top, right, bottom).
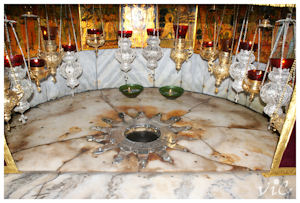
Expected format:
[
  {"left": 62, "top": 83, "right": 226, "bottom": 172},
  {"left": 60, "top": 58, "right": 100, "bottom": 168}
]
[
  {"left": 119, "top": 84, "right": 144, "bottom": 98},
  {"left": 159, "top": 85, "right": 184, "bottom": 100}
]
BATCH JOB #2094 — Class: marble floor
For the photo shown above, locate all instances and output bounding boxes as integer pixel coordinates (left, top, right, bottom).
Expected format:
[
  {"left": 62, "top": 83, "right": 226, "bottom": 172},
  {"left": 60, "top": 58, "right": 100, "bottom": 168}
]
[
  {"left": 4, "top": 172, "right": 296, "bottom": 199},
  {"left": 5, "top": 88, "right": 296, "bottom": 199},
  {"left": 6, "top": 88, "right": 278, "bottom": 173}
]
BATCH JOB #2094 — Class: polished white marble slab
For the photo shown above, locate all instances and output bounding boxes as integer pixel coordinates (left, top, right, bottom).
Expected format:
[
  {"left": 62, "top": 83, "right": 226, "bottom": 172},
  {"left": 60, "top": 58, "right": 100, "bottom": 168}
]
[
  {"left": 7, "top": 88, "right": 277, "bottom": 173},
  {"left": 4, "top": 172, "right": 296, "bottom": 199}
]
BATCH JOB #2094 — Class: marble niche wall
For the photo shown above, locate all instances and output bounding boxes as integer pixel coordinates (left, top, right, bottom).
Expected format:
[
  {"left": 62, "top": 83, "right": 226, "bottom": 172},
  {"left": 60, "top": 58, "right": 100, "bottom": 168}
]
[{"left": 29, "top": 48, "right": 266, "bottom": 114}]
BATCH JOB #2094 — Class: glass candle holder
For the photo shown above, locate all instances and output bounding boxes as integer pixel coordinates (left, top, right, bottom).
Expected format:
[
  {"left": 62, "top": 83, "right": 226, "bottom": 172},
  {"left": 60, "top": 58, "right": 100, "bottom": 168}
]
[
  {"left": 29, "top": 58, "right": 46, "bottom": 67},
  {"left": 118, "top": 30, "right": 133, "bottom": 38},
  {"left": 146, "top": 28, "right": 162, "bottom": 36},
  {"left": 270, "top": 58, "right": 294, "bottom": 69},
  {"left": 4, "top": 55, "right": 24, "bottom": 67},
  {"left": 221, "top": 39, "right": 234, "bottom": 52},
  {"left": 159, "top": 85, "right": 184, "bottom": 100},
  {"left": 247, "top": 69, "right": 265, "bottom": 81},
  {"left": 173, "top": 25, "right": 188, "bottom": 39},
  {"left": 239, "top": 41, "right": 258, "bottom": 52},
  {"left": 41, "top": 26, "right": 57, "bottom": 40},
  {"left": 62, "top": 44, "right": 77, "bottom": 52},
  {"left": 202, "top": 41, "right": 214, "bottom": 48},
  {"left": 119, "top": 84, "right": 144, "bottom": 98},
  {"left": 87, "top": 28, "right": 103, "bottom": 35}
]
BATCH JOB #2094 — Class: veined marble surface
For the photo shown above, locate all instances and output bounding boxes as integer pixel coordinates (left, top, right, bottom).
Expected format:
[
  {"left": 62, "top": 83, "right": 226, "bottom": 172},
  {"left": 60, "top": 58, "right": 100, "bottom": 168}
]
[
  {"left": 6, "top": 88, "right": 278, "bottom": 173},
  {"left": 4, "top": 172, "right": 295, "bottom": 199},
  {"left": 26, "top": 49, "right": 266, "bottom": 114}
]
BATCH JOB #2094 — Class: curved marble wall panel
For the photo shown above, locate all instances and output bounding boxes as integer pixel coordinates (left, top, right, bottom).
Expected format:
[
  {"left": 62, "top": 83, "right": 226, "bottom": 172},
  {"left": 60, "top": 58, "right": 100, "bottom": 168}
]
[{"left": 28, "top": 48, "right": 266, "bottom": 114}]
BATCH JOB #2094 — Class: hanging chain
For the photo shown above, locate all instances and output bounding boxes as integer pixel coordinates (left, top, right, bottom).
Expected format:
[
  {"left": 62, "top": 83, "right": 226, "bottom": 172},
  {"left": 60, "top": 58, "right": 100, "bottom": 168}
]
[
  {"left": 45, "top": 5, "right": 51, "bottom": 42},
  {"left": 257, "top": 22, "right": 261, "bottom": 70},
  {"left": 243, "top": 6, "right": 250, "bottom": 42},
  {"left": 59, "top": 5, "right": 62, "bottom": 50},
  {"left": 214, "top": 5, "right": 226, "bottom": 52},
  {"left": 233, "top": 7, "right": 247, "bottom": 63},
  {"left": 24, "top": 17, "right": 31, "bottom": 71},
  {"left": 69, "top": 5, "right": 78, "bottom": 51},
  {"left": 4, "top": 19, "right": 13, "bottom": 56},
  {"left": 229, "top": 5, "right": 238, "bottom": 59},
  {"left": 99, "top": 5, "right": 105, "bottom": 37}
]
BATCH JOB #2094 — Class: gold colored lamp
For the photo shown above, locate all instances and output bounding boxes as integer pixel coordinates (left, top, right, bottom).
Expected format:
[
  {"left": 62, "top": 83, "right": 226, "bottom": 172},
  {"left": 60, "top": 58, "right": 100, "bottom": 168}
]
[{"left": 242, "top": 69, "right": 264, "bottom": 101}]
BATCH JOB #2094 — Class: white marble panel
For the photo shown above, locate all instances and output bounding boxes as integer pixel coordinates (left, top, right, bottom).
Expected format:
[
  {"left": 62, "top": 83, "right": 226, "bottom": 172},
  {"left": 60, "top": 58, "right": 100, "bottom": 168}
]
[
  {"left": 26, "top": 49, "right": 266, "bottom": 114},
  {"left": 4, "top": 172, "right": 296, "bottom": 199}
]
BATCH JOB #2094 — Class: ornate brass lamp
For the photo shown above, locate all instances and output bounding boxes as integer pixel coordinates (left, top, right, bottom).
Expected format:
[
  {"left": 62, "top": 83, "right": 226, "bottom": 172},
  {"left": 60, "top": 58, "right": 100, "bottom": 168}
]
[
  {"left": 39, "top": 5, "right": 64, "bottom": 83},
  {"left": 86, "top": 29, "right": 105, "bottom": 51},
  {"left": 40, "top": 27, "right": 63, "bottom": 83},
  {"left": 242, "top": 69, "right": 265, "bottom": 101},
  {"left": 242, "top": 16, "right": 275, "bottom": 102},
  {"left": 4, "top": 46, "right": 24, "bottom": 130},
  {"left": 200, "top": 41, "right": 219, "bottom": 67},
  {"left": 199, "top": 5, "right": 226, "bottom": 71},
  {"left": 170, "top": 25, "right": 193, "bottom": 71},
  {"left": 86, "top": 5, "right": 105, "bottom": 53},
  {"left": 210, "top": 6, "right": 238, "bottom": 93},
  {"left": 241, "top": 25, "right": 263, "bottom": 102},
  {"left": 211, "top": 51, "right": 231, "bottom": 93},
  {"left": 22, "top": 13, "right": 50, "bottom": 92}
]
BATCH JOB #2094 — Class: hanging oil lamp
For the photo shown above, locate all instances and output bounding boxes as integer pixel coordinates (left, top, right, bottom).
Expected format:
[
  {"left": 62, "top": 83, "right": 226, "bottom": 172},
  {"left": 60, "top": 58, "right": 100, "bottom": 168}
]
[
  {"left": 142, "top": 5, "right": 162, "bottom": 76},
  {"left": 242, "top": 16, "right": 275, "bottom": 102},
  {"left": 39, "top": 5, "right": 63, "bottom": 83},
  {"left": 116, "top": 31, "right": 141, "bottom": 97},
  {"left": 21, "top": 13, "right": 50, "bottom": 92},
  {"left": 211, "top": 6, "right": 238, "bottom": 93},
  {"left": 170, "top": 24, "right": 192, "bottom": 71},
  {"left": 142, "top": 28, "right": 163, "bottom": 87},
  {"left": 116, "top": 7, "right": 141, "bottom": 98},
  {"left": 229, "top": 6, "right": 257, "bottom": 102},
  {"left": 5, "top": 17, "right": 34, "bottom": 123},
  {"left": 143, "top": 30, "right": 162, "bottom": 70},
  {"left": 115, "top": 30, "right": 136, "bottom": 73},
  {"left": 4, "top": 45, "right": 24, "bottom": 130},
  {"left": 199, "top": 6, "right": 226, "bottom": 68},
  {"left": 242, "top": 69, "right": 265, "bottom": 101},
  {"left": 59, "top": 5, "right": 82, "bottom": 96},
  {"left": 86, "top": 5, "right": 105, "bottom": 52},
  {"left": 241, "top": 23, "right": 264, "bottom": 101},
  {"left": 260, "top": 14, "right": 296, "bottom": 133}
]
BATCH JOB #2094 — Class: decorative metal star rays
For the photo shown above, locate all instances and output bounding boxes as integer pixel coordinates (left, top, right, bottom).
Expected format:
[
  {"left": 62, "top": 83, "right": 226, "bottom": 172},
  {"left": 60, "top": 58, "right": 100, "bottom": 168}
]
[{"left": 87, "top": 111, "right": 193, "bottom": 168}]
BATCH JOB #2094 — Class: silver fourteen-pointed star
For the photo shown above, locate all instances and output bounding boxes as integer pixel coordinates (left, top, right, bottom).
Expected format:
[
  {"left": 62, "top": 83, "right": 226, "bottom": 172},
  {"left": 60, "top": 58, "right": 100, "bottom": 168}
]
[{"left": 87, "top": 111, "right": 193, "bottom": 168}]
